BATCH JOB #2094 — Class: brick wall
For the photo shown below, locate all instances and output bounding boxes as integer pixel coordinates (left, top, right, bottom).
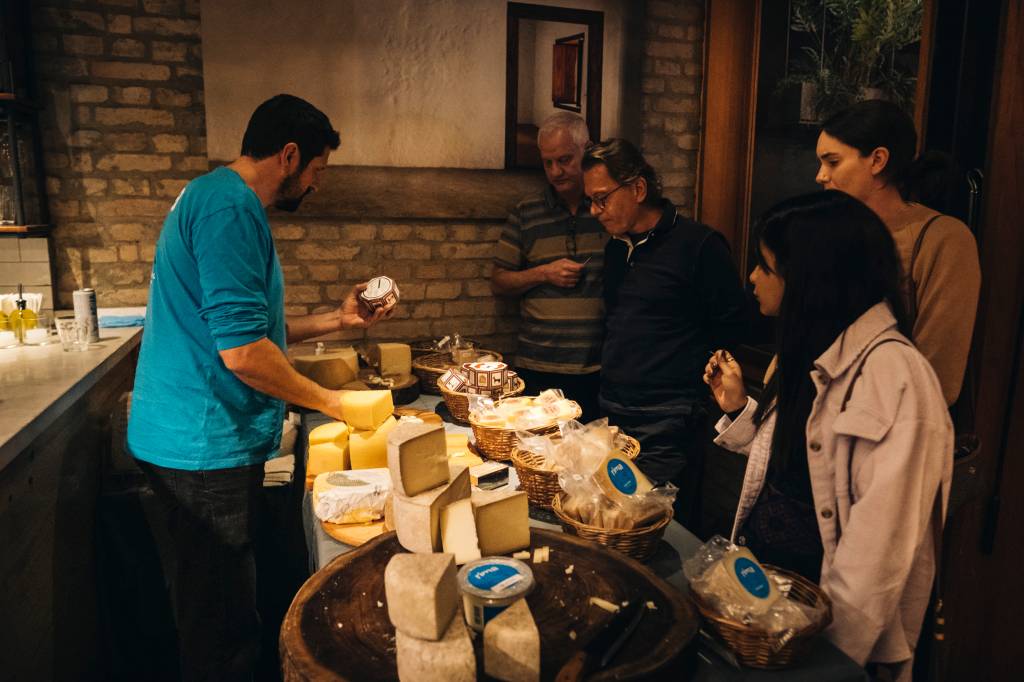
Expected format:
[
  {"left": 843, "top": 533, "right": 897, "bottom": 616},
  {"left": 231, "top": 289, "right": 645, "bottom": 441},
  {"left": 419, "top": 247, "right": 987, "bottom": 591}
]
[
  {"left": 29, "top": 0, "right": 706, "bottom": 355},
  {"left": 640, "top": 0, "right": 705, "bottom": 215}
]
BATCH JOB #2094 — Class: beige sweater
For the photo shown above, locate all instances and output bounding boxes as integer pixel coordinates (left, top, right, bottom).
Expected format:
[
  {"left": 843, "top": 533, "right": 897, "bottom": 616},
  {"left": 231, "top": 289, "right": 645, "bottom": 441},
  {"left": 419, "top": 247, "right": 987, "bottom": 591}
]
[{"left": 889, "top": 204, "right": 981, "bottom": 405}]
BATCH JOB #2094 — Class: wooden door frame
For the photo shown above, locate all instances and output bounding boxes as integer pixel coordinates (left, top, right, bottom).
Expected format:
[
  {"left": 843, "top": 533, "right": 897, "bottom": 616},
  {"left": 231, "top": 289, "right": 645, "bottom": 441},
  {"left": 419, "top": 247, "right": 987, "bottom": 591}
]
[{"left": 505, "top": 2, "right": 604, "bottom": 169}]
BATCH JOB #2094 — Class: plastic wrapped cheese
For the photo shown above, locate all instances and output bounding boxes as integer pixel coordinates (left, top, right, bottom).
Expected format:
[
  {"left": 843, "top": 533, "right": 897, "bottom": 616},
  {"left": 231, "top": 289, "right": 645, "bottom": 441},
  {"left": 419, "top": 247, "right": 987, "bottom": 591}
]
[{"left": 312, "top": 469, "right": 391, "bottom": 524}]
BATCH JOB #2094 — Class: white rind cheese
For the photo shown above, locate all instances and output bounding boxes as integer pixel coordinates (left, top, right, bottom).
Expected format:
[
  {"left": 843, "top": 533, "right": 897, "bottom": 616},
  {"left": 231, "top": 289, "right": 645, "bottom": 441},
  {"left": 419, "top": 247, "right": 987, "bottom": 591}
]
[
  {"left": 387, "top": 421, "right": 450, "bottom": 497},
  {"left": 349, "top": 415, "right": 398, "bottom": 470},
  {"left": 472, "top": 489, "right": 530, "bottom": 556},
  {"left": 483, "top": 598, "right": 540, "bottom": 682},
  {"left": 394, "top": 467, "right": 471, "bottom": 553},
  {"left": 312, "top": 469, "right": 390, "bottom": 524},
  {"left": 395, "top": 611, "right": 475, "bottom": 682},
  {"left": 440, "top": 498, "right": 482, "bottom": 565},
  {"left": 384, "top": 552, "right": 459, "bottom": 641}
]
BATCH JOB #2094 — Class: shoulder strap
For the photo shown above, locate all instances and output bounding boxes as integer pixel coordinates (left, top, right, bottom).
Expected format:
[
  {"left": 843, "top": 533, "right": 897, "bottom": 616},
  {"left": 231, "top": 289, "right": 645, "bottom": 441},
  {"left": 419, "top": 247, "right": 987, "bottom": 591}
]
[
  {"left": 840, "top": 337, "right": 910, "bottom": 413},
  {"left": 906, "top": 215, "right": 943, "bottom": 326}
]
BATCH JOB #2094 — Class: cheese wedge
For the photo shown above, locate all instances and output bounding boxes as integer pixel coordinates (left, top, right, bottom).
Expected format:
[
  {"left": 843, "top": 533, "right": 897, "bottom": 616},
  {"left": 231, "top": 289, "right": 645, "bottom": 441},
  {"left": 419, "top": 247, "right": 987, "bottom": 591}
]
[
  {"left": 395, "top": 612, "right": 475, "bottom": 682},
  {"left": 472, "top": 489, "right": 530, "bottom": 556},
  {"left": 384, "top": 552, "right": 459, "bottom": 641},
  {"left": 293, "top": 347, "right": 359, "bottom": 389},
  {"left": 340, "top": 389, "right": 394, "bottom": 431},
  {"left": 440, "top": 498, "right": 482, "bottom": 565},
  {"left": 483, "top": 598, "right": 540, "bottom": 682},
  {"left": 307, "top": 441, "right": 350, "bottom": 477},
  {"left": 394, "top": 467, "right": 471, "bottom": 553},
  {"left": 447, "top": 450, "right": 484, "bottom": 478},
  {"left": 308, "top": 420, "right": 350, "bottom": 447},
  {"left": 387, "top": 421, "right": 450, "bottom": 497},
  {"left": 349, "top": 416, "right": 398, "bottom": 469}
]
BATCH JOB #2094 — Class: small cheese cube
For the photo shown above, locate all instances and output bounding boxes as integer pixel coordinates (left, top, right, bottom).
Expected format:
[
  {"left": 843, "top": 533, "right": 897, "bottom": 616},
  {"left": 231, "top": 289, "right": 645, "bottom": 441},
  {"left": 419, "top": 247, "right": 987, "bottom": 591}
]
[
  {"left": 349, "top": 416, "right": 398, "bottom": 469},
  {"left": 387, "top": 421, "right": 450, "bottom": 497},
  {"left": 440, "top": 498, "right": 481, "bottom": 565},
  {"left": 373, "top": 342, "right": 412, "bottom": 378},
  {"left": 483, "top": 598, "right": 540, "bottom": 682},
  {"left": 293, "top": 347, "right": 359, "bottom": 389},
  {"left": 384, "top": 553, "right": 459, "bottom": 641},
  {"left": 394, "top": 467, "right": 471, "bottom": 553},
  {"left": 395, "top": 612, "right": 475, "bottom": 682},
  {"left": 472, "top": 489, "right": 530, "bottom": 556},
  {"left": 340, "top": 389, "right": 394, "bottom": 431},
  {"left": 308, "top": 420, "right": 349, "bottom": 447},
  {"left": 594, "top": 454, "right": 653, "bottom": 503},
  {"left": 307, "top": 441, "right": 350, "bottom": 477}
]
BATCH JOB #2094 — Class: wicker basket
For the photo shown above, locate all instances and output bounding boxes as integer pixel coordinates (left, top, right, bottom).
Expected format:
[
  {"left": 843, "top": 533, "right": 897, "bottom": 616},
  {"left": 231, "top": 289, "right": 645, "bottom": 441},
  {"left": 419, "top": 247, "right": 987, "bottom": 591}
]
[
  {"left": 690, "top": 565, "right": 833, "bottom": 669},
  {"left": 412, "top": 349, "right": 504, "bottom": 396},
  {"left": 438, "top": 376, "right": 526, "bottom": 424},
  {"left": 468, "top": 402, "right": 582, "bottom": 462},
  {"left": 551, "top": 493, "right": 671, "bottom": 562},
  {"left": 410, "top": 337, "right": 482, "bottom": 359},
  {"left": 511, "top": 435, "right": 641, "bottom": 510}
]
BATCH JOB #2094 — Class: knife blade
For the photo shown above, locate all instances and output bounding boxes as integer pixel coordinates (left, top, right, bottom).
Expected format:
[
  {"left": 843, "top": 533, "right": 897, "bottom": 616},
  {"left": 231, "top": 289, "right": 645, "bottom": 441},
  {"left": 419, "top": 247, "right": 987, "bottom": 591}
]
[{"left": 554, "top": 600, "right": 645, "bottom": 682}]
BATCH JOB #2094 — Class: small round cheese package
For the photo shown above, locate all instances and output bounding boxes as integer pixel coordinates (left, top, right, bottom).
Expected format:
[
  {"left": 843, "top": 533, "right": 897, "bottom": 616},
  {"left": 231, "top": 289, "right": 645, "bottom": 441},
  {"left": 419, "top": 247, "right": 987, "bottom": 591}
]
[
  {"left": 457, "top": 557, "right": 535, "bottom": 632},
  {"left": 359, "top": 275, "right": 401, "bottom": 312}
]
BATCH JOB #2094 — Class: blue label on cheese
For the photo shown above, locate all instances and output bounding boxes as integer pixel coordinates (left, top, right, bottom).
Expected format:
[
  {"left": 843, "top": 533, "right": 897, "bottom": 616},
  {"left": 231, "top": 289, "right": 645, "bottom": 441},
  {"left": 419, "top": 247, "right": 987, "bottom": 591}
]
[
  {"left": 606, "top": 458, "right": 638, "bottom": 495},
  {"left": 468, "top": 563, "right": 523, "bottom": 593},
  {"left": 733, "top": 557, "right": 771, "bottom": 599}
]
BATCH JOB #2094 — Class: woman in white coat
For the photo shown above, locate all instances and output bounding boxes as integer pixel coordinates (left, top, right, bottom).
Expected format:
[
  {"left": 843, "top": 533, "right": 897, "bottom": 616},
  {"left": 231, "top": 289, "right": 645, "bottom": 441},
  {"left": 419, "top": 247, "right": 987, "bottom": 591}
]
[{"left": 705, "top": 190, "right": 953, "bottom": 679}]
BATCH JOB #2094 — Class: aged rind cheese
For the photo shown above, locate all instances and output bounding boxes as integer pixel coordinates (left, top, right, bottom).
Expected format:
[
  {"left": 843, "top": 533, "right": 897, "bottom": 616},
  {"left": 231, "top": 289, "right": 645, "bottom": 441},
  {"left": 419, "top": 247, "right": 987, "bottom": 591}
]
[
  {"left": 595, "top": 454, "right": 653, "bottom": 503},
  {"left": 384, "top": 552, "right": 459, "bottom": 641},
  {"left": 308, "top": 421, "right": 350, "bottom": 447},
  {"left": 483, "top": 598, "right": 540, "bottom": 682},
  {"left": 312, "top": 469, "right": 390, "bottom": 524},
  {"left": 293, "top": 347, "right": 358, "bottom": 389},
  {"left": 307, "top": 441, "right": 350, "bottom": 477},
  {"left": 394, "top": 467, "right": 471, "bottom": 553},
  {"left": 387, "top": 421, "right": 450, "bottom": 497},
  {"left": 349, "top": 416, "right": 398, "bottom": 470},
  {"left": 373, "top": 342, "right": 412, "bottom": 379},
  {"left": 472, "top": 489, "right": 530, "bottom": 556},
  {"left": 395, "top": 611, "right": 475, "bottom": 682},
  {"left": 340, "top": 389, "right": 394, "bottom": 431},
  {"left": 441, "top": 498, "right": 482, "bottom": 565}
]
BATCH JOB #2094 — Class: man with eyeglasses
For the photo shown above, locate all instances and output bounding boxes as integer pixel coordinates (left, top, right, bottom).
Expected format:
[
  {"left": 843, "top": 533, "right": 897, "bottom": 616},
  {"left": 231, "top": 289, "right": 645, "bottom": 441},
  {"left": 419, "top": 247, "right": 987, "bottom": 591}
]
[
  {"left": 491, "top": 112, "right": 607, "bottom": 420},
  {"left": 582, "top": 138, "right": 748, "bottom": 527}
]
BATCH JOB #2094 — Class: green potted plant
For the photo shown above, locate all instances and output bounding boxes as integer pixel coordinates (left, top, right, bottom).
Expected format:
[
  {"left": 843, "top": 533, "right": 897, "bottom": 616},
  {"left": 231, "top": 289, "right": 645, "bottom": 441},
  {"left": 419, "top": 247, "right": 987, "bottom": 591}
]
[{"left": 784, "top": 0, "right": 923, "bottom": 122}]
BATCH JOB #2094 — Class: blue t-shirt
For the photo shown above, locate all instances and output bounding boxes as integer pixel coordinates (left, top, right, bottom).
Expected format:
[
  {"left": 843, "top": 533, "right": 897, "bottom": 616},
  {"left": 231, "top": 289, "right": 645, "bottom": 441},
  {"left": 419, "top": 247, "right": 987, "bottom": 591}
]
[{"left": 127, "top": 166, "right": 286, "bottom": 470}]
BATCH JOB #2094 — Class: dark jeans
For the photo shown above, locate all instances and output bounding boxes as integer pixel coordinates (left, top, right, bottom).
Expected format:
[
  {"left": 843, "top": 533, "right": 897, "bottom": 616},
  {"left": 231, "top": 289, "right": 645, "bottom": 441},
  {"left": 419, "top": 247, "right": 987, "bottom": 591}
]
[
  {"left": 598, "top": 400, "right": 706, "bottom": 529},
  {"left": 139, "top": 459, "right": 264, "bottom": 682},
  {"left": 514, "top": 367, "right": 601, "bottom": 423}
]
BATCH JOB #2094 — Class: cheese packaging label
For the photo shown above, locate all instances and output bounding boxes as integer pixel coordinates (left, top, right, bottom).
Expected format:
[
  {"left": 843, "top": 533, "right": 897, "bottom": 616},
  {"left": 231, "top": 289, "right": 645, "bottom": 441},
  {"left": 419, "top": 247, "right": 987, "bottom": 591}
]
[
  {"left": 733, "top": 557, "right": 771, "bottom": 599},
  {"left": 606, "top": 457, "right": 639, "bottom": 494},
  {"left": 468, "top": 563, "right": 524, "bottom": 593}
]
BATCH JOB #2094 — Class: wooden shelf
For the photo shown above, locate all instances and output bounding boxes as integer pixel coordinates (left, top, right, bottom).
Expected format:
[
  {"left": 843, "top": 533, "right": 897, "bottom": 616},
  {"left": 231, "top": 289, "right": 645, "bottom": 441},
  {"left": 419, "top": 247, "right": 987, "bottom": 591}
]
[{"left": 0, "top": 224, "right": 51, "bottom": 236}]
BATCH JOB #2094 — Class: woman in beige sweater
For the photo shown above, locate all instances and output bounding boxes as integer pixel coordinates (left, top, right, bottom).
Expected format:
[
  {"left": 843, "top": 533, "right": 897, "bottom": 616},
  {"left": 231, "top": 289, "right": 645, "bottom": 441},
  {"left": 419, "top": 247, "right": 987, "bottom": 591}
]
[{"left": 814, "top": 100, "right": 981, "bottom": 405}]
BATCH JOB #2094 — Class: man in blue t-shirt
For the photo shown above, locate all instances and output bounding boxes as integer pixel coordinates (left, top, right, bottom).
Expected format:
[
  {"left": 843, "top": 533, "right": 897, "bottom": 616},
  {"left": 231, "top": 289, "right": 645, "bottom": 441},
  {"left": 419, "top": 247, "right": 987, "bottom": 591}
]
[{"left": 127, "top": 95, "right": 390, "bottom": 680}]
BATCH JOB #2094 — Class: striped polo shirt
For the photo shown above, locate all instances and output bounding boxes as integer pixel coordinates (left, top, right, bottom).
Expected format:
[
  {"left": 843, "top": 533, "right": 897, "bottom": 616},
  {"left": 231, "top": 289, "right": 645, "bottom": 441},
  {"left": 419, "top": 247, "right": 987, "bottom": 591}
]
[{"left": 493, "top": 185, "right": 607, "bottom": 374}]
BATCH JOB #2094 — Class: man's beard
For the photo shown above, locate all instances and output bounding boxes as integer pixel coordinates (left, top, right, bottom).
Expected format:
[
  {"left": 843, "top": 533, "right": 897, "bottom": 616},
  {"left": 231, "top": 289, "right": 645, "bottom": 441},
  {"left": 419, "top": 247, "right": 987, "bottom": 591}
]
[{"left": 274, "top": 173, "right": 313, "bottom": 212}]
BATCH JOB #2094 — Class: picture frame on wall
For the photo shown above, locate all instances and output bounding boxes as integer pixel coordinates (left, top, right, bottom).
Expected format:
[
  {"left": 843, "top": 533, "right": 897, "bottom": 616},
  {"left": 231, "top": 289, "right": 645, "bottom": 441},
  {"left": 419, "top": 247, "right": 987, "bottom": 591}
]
[{"left": 552, "top": 32, "right": 584, "bottom": 112}]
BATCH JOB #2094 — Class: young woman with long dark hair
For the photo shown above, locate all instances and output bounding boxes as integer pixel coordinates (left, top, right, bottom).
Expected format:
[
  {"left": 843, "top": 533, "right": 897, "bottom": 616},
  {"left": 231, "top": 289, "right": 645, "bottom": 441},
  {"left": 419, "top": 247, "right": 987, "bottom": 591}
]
[
  {"left": 706, "top": 190, "right": 952, "bottom": 678},
  {"left": 815, "top": 99, "right": 980, "bottom": 405}
]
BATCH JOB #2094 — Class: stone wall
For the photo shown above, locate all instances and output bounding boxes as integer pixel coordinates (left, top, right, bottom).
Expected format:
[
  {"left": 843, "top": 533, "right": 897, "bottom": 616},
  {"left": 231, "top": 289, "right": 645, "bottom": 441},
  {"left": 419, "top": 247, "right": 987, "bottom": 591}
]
[{"left": 29, "top": 0, "right": 706, "bottom": 354}]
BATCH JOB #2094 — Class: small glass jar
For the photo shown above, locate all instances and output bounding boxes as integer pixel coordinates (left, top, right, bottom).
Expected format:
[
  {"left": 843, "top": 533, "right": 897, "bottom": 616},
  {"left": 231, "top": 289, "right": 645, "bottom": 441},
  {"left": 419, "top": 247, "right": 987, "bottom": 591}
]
[{"left": 457, "top": 557, "right": 535, "bottom": 632}]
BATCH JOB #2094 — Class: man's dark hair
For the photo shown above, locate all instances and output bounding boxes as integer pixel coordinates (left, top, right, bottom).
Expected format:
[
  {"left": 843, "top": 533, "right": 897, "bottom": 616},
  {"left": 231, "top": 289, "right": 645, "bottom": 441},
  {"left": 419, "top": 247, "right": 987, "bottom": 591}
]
[
  {"left": 582, "top": 138, "right": 662, "bottom": 206},
  {"left": 240, "top": 94, "right": 340, "bottom": 171},
  {"left": 752, "top": 190, "right": 909, "bottom": 479}
]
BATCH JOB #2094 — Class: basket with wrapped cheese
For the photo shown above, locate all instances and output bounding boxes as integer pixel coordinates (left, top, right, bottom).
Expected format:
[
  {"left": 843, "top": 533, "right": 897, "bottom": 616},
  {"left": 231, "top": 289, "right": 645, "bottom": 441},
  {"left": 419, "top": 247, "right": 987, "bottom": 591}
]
[
  {"left": 436, "top": 361, "right": 527, "bottom": 423},
  {"left": 683, "top": 536, "right": 832, "bottom": 668},
  {"left": 466, "top": 389, "right": 582, "bottom": 461}
]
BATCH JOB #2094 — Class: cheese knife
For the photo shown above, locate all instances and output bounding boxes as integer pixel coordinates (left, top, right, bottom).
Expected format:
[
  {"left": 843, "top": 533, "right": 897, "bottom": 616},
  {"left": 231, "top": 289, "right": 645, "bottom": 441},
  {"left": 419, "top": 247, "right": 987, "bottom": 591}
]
[{"left": 554, "top": 600, "right": 645, "bottom": 682}]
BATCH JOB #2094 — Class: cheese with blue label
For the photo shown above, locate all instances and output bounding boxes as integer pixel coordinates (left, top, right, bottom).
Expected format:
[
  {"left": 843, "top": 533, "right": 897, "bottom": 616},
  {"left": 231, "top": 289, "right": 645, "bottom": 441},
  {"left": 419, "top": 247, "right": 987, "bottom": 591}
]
[
  {"left": 594, "top": 453, "right": 653, "bottom": 503},
  {"left": 702, "top": 547, "right": 781, "bottom": 615}
]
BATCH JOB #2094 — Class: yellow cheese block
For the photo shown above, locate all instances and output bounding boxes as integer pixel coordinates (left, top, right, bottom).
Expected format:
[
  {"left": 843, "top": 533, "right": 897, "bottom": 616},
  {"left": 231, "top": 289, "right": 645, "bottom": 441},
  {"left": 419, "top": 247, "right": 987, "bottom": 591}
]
[
  {"left": 373, "top": 342, "right": 412, "bottom": 379},
  {"left": 307, "top": 441, "right": 350, "bottom": 477},
  {"left": 341, "top": 389, "right": 394, "bottom": 431},
  {"left": 445, "top": 433, "right": 470, "bottom": 454},
  {"left": 293, "top": 347, "right": 359, "bottom": 389},
  {"left": 308, "top": 420, "right": 350, "bottom": 447},
  {"left": 447, "top": 450, "right": 484, "bottom": 478},
  {"left": 350, "top": 415, "right": 399, "bottom": 469}
]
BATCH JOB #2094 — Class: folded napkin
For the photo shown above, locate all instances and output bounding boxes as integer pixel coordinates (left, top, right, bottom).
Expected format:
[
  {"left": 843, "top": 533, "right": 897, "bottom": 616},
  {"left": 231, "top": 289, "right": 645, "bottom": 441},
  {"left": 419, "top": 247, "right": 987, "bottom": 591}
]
[{"left": 99, "top": 315, "right": 145, "bottom": 328}]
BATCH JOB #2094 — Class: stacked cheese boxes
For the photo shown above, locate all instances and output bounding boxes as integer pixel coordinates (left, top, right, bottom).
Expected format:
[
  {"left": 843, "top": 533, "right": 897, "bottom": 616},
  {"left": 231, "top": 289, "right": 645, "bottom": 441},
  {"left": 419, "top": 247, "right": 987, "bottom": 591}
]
[
  {"left": 439, "top": 361, "right": 518, "bottom": 398},
  {"left": 384, "top": 421, "right": 540, "bottom": 681}
]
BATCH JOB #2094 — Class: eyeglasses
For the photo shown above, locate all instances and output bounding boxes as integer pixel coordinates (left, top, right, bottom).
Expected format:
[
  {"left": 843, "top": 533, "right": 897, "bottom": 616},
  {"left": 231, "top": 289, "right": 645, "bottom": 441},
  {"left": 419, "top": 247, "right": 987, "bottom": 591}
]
[{"left": 590, "top": 182, "right": 630, "bottom": 212}]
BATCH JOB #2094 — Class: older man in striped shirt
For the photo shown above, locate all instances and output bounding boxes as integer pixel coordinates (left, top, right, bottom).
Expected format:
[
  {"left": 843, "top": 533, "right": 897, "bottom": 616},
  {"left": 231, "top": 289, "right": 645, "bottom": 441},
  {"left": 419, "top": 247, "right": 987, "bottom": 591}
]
[{"left": 491, "top": 112, "right": 607, "bottom": 421}]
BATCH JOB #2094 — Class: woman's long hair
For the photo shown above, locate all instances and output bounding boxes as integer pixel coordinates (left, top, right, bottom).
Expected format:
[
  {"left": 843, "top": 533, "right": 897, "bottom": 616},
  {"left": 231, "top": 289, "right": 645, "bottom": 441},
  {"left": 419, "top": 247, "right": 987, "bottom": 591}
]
[{"left": 753, "top": 190, "right": 910, "bottom": 474}]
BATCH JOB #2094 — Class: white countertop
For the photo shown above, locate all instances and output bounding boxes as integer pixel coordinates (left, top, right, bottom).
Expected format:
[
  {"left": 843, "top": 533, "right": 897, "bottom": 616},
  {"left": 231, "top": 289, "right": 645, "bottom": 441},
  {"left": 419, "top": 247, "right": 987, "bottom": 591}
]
[{"left": 0, "top": 326, "right": 143, "bottom": 470}]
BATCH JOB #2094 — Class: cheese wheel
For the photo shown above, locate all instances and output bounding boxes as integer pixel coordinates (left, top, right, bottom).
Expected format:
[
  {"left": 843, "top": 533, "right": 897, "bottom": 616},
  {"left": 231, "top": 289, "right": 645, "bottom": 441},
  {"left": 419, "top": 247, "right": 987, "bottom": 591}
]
[
  {"left": 387, "top": 421, "right": 450, "bottom": 497},
  {"left": 349, "top": 416, "right": 398, "bottom": 469},
  {"left": 293, "top": 347, "right": 358, "bottom": 389},
  {"left": 394, "top": 467, "right": 471, "bottom": 553},
  {"left": 483, "top": 598, "right": 540, "bottom": 682},
  {"left": 472, "top": 489, "right": 530, "bottom": 556},
  {"left": 385, "top": 552, "right": 459, "bottom": 641},
  {"left": 311, "top": 469, "right": 390, "bottom": 524},
  {"left": 340, "top": 389, "right": 394, "bottom": 431}
]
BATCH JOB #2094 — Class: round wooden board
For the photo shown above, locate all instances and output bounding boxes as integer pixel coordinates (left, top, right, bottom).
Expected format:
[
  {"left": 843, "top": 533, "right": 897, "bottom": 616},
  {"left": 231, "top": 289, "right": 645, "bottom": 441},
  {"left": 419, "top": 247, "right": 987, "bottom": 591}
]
[
  {"left": 320, "top": 520, "right": 386, "bottom": 547},
  {"left": 280, "top": 529, "right": 698, "bottom": 681}
]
